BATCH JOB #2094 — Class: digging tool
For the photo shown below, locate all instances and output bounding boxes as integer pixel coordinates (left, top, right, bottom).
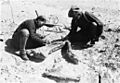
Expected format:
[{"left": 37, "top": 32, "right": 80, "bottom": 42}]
[{"left": 35, "top": 10, "right": 39, "bottom": 17}]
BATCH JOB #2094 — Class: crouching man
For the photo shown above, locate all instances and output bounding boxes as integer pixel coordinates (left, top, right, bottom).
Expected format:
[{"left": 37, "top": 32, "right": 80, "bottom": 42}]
[
  {"left": 66, "top": 6, "right": 103, "bottom": 46},
  {"left": 11, "top": 16, "right": 55, "bottom": 60}
]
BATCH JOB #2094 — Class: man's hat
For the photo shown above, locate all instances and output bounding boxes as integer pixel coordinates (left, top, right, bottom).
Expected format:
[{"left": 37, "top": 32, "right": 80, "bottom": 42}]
[
  {"left": 68, "top": 6, "right": 81, "bottom": 17},
  {"left": 70, "top": 5, "right": 80, "bottom": 11}
]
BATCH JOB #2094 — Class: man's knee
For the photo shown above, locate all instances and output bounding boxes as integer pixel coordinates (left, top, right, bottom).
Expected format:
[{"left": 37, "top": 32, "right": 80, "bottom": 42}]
[
  {"left": 91, "top": 22, "right": 103, "bottom": 36},
  {"left": 92, "top": 22, "right": 97, "bottom": 27},
  {"left": 20, "top": 29, "right": 30, "bottom": 37}
]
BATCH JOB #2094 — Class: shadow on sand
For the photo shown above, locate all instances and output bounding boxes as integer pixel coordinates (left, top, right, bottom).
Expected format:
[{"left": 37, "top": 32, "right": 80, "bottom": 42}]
[{"left": 5, "top": 39, "right": 45, "bottom": 63}]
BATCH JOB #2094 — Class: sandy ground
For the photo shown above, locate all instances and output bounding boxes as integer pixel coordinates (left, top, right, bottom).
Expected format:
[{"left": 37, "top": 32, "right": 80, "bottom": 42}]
[{"left": 0, "top": 0, "right": 120, "bottom": 83}]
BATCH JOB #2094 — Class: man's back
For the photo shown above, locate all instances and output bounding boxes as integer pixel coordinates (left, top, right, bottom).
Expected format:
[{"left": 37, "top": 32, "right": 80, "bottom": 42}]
[{"left": 14, "top": 19, "right": 36, "bottom": 34}]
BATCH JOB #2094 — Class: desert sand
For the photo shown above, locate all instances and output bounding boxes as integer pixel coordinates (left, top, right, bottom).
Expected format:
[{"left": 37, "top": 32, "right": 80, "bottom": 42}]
[{"left": 0, "top": 0, "right": 120, "bottom": 83}]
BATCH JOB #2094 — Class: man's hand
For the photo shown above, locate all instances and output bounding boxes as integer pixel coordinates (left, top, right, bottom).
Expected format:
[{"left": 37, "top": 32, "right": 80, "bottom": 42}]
[
  {"left": 40, "top": 34, "right": 50, "bottom": 39},
  {"left": 42, "top": 39, "right": 51, "bottom": 44}
]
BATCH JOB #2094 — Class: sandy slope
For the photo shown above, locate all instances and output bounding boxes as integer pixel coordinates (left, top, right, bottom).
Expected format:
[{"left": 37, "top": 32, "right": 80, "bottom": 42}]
[{"left": 0, "top": 0, "right": 120, "bottom": 83}]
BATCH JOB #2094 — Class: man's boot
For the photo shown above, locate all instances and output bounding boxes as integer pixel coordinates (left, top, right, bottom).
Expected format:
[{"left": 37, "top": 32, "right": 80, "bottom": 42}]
[{"left": 20, "top": 50, "right": 29, "bottom": 60}]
